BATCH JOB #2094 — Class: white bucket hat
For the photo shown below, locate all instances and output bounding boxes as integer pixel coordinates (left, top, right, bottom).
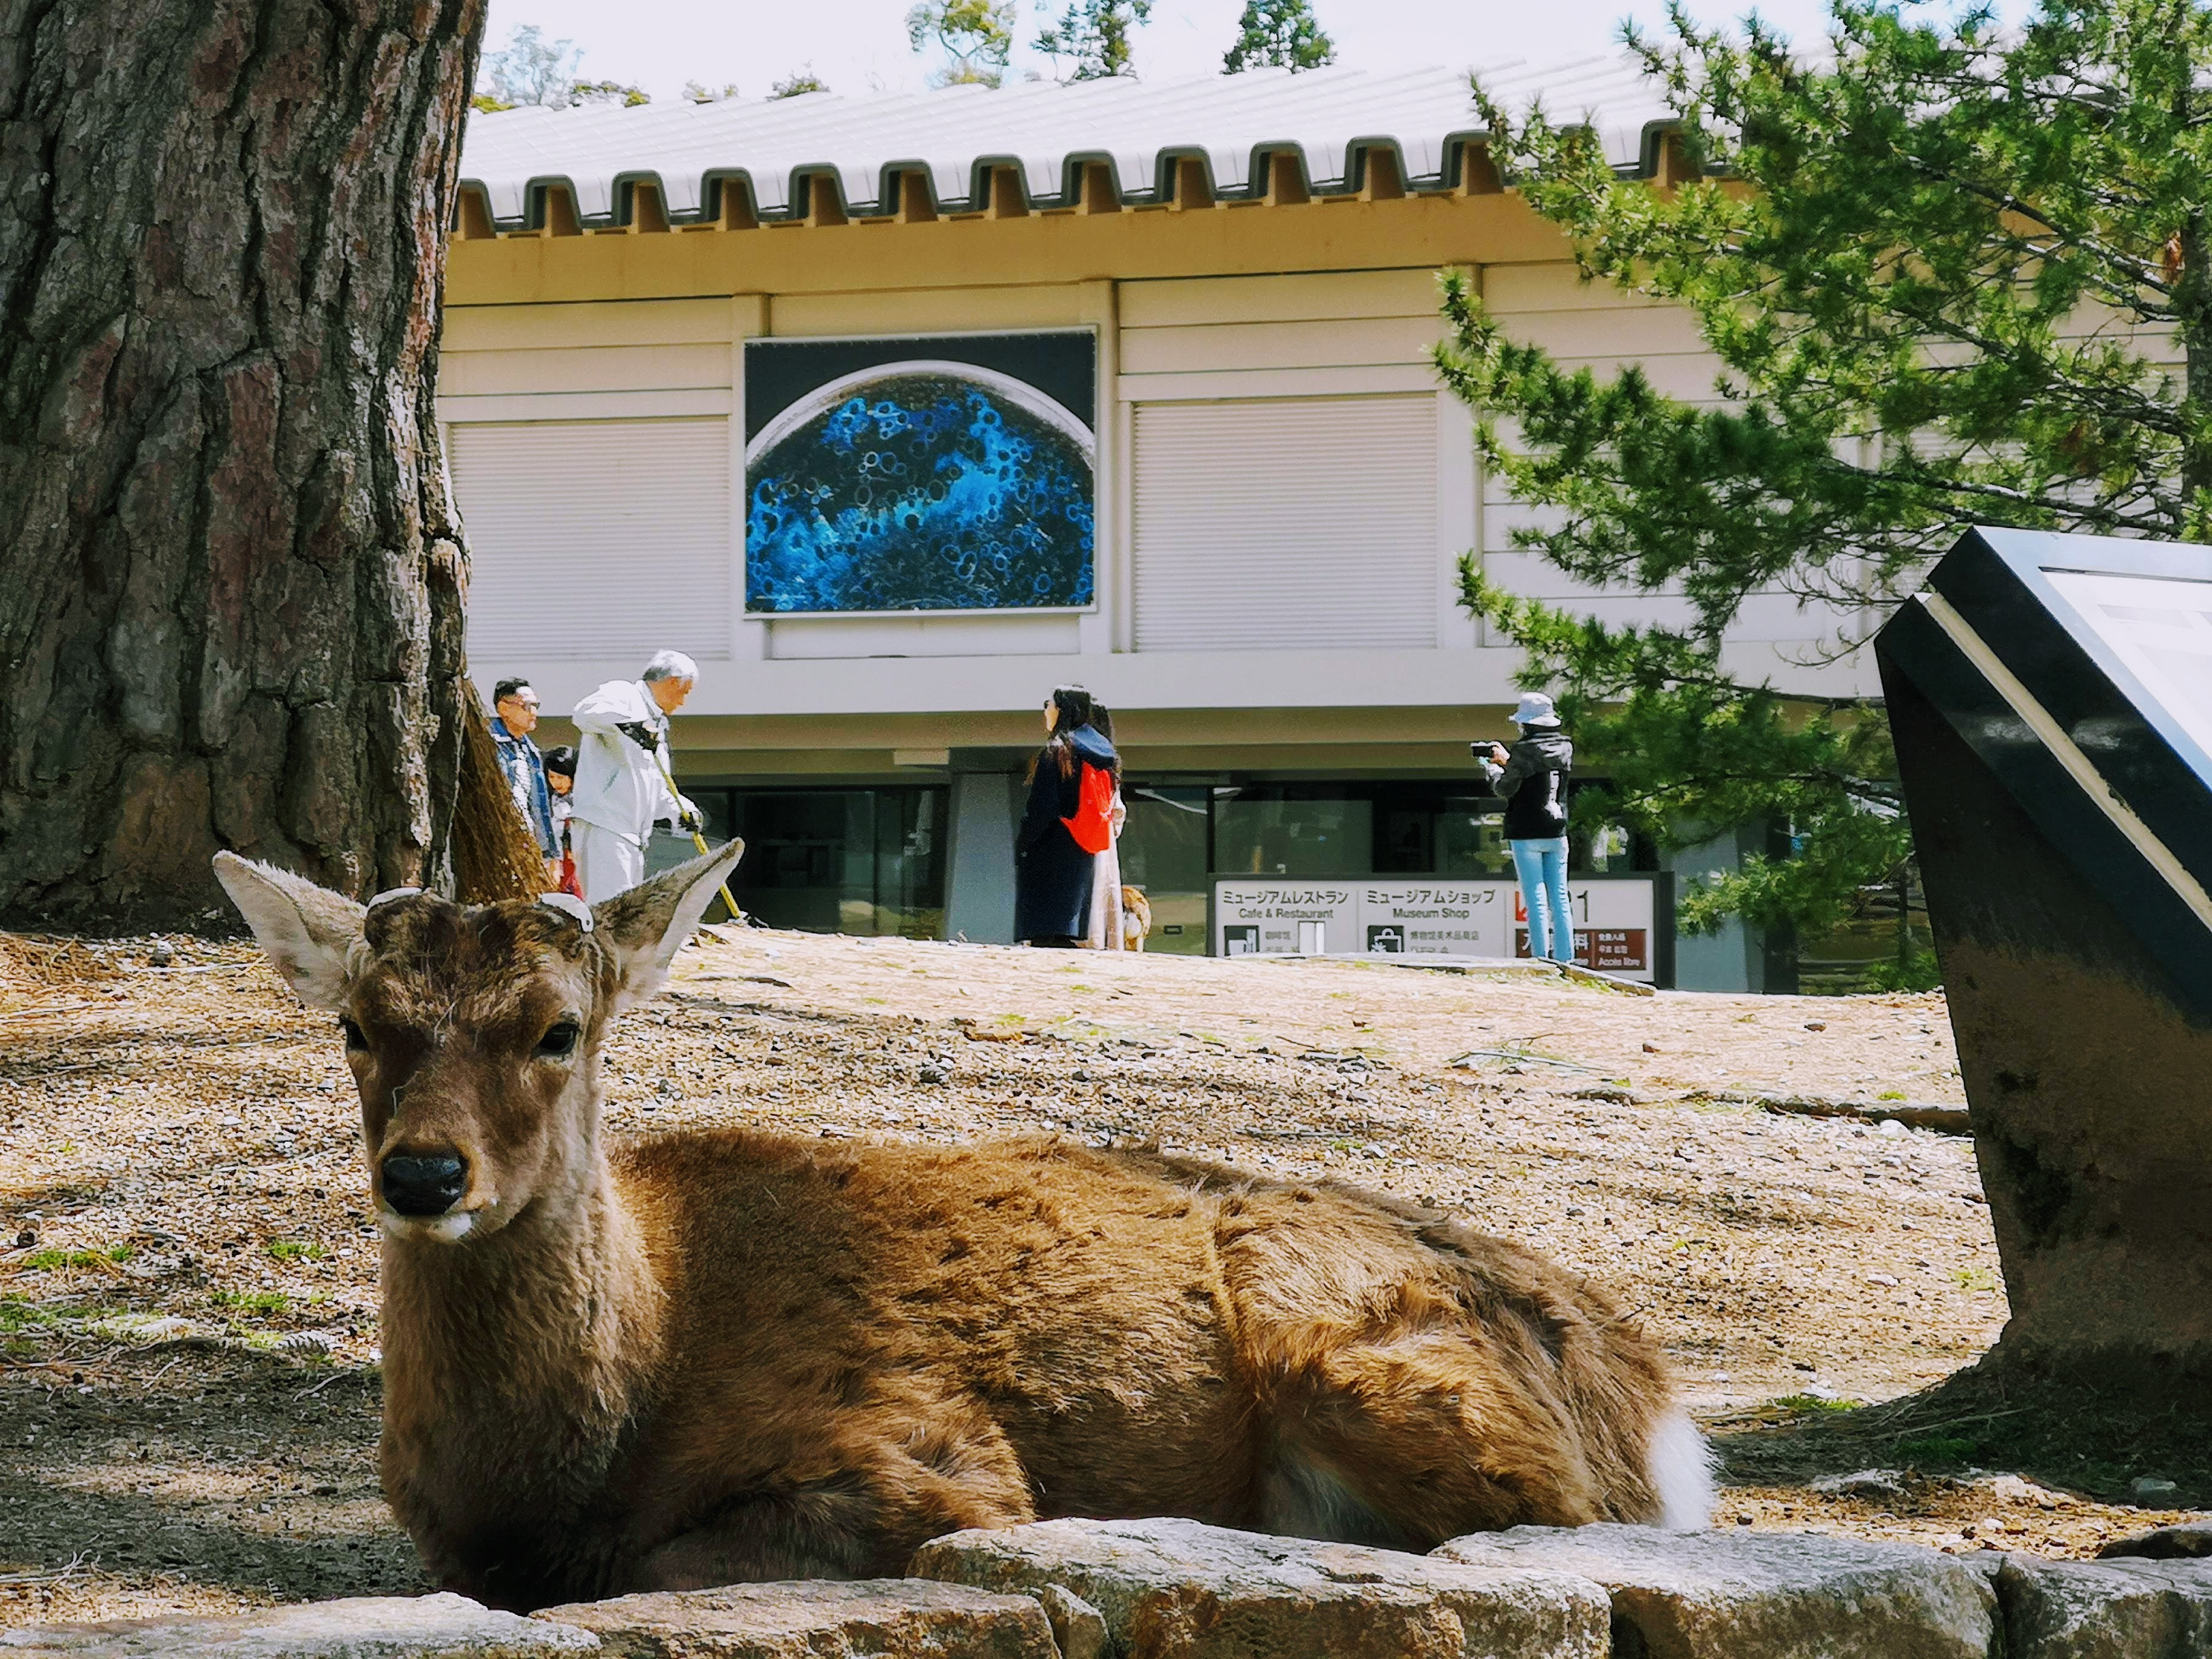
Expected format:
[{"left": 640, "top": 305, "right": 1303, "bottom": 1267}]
[{"left": 1512, "top": 692, "right": 1561, "bottom": 728}]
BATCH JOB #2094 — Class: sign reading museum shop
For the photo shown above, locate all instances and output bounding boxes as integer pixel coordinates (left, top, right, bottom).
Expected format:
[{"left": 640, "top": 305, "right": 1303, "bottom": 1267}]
[
  {"left": 1212, "top": 877, "right": 1663, "bottom": 983},
  {"left": 743, "top": 330, "right": 1098, "bottom": 615}
]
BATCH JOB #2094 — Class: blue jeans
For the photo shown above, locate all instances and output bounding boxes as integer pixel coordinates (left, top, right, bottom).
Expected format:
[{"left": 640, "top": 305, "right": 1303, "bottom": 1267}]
[{"left": 1510, "top": 837, "right": 1576, "bottom": 963}]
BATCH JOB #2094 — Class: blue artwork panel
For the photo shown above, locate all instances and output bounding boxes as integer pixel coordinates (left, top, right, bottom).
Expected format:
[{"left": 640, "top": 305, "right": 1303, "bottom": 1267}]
[{"left": 744, "top": 334, "right": 1096, "bottom": 614}]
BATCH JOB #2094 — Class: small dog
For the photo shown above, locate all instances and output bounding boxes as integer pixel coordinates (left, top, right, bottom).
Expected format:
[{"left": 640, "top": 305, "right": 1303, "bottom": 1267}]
[{"left": 1120, "top": 886, "right": 1152, "bottom": 951}]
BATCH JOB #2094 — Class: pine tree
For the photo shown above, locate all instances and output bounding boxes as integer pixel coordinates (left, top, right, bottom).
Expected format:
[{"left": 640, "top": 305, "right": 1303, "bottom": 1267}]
[
  {"left": 1, "top": 0, "right": 543, "bottom": 925},
  {"left": 1435, "top": 0, "right": 2212, "bottom": 957},
  {"left": 1035, "top": 0, "right": 1151, "bottom": 81},
  {"left": 1223, "top": 0, "right": 1336, "bottom": 73},
  {"left": 478, "top": 23, "right": 581, "bottom": 109},
  {"left": 910, "top": 0, "right": 1017, "bottom": 88}
]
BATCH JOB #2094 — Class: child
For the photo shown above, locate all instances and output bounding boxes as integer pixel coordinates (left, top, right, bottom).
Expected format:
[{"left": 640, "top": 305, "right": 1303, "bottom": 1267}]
[{"left": 541, "top": 745, "right": 583, "bottom": 899}]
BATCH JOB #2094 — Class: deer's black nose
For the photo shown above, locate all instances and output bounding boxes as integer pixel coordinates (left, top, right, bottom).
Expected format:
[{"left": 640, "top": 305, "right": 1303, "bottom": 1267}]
[{"left": 381, "top": 1154, "right": 467, "bottom": 1217}]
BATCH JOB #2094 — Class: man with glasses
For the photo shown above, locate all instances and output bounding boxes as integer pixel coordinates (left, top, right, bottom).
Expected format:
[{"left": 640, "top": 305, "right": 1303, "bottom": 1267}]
[{"left": 491, "top": 677, "right": 560, "bottom": 887}]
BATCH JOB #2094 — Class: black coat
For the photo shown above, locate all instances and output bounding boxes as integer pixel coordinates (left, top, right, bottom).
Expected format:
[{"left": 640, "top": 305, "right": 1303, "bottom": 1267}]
[
  {"left": 1486, "top": 729, "right": 1574, "bottom": 839},
  {"left": 1014, "top": 723, "right": 1117, "bottom": 942}
]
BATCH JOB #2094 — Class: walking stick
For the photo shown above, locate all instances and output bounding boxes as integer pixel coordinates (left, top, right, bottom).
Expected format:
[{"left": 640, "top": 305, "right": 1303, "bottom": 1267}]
[{"left": 648, "top": 746, "right": 743, "bottom": 925}]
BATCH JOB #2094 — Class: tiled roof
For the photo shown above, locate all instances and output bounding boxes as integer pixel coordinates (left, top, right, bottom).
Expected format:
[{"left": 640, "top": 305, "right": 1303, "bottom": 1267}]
[{"left": 456, "top": 55, "right": 1673, "bottom": 230}]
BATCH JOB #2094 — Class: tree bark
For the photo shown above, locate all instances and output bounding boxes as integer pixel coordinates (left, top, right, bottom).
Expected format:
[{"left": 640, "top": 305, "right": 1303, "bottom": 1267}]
[{"left": 0, "top": 0, "right": 488, "bottom": 927}]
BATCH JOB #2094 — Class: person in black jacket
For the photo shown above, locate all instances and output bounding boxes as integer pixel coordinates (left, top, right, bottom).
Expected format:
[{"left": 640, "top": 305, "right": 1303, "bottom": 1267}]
[
  {"left": 1476, "top": 692, "right": 1578, "bottom": 964},
  {"left": 1015, "top": 686, "right": 1119, "bottom": 947}
]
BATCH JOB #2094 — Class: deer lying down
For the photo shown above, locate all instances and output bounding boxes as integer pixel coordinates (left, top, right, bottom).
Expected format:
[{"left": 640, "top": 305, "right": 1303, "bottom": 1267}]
[{"left": 214, "top": 842, "right": 1712, "bottom": 1613}]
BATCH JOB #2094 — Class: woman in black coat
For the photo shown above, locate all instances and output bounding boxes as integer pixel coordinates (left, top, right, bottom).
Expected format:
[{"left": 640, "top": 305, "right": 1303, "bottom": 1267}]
[{"left": 1015, "top": 685, "right": 1119, "bottom": 946}]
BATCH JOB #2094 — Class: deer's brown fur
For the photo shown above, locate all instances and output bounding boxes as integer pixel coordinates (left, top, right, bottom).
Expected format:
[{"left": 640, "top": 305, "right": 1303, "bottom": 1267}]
[{"left": 215, "top": 843, "right": 1706, "bottom": 1612}]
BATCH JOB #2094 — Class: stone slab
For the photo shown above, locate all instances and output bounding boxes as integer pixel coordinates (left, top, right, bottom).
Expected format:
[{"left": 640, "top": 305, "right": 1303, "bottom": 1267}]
[
  {"left": 2100, "top": 1524, "right": 2212, "bottom": 1561},
  {"left": 534, "top": 1580, "right": 1055, "bottom": 1659},
  {"left": 909, "top": 1516, "right": 1610, "bottom": 1658},
  {"left": 0, "top": 1592, "right": 598, "bottom": 1658},
  {"left": 1433, "top": 1524, "right": 1996, "bottom": 1659},
  {"left": 1994, "top": 1552, "right": 2212, "bottom": 1659},
  {"left": 1030, "top": 1587, "right": 1107, "bottom": 1659}
]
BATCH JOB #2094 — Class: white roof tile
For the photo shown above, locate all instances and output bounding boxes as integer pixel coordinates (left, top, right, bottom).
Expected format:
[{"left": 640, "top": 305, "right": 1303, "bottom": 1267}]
[{"left": 457, "top": 56, "right": 1672, "bottom": 228}]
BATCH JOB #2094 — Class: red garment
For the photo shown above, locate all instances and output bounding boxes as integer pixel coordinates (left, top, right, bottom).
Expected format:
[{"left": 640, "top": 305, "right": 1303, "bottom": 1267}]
[{"left": 1062, "top": 762, "right": 1115, "bottom": 854}]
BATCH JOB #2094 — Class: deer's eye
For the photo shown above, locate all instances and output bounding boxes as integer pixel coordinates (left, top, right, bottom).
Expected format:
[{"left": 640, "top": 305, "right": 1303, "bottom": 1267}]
[
  {"left": 338, "top": 1017, "right": 367, "bottom": 1052},
  {"left": 535, "top": 1020, "right": 581, "bottom": 1061}
]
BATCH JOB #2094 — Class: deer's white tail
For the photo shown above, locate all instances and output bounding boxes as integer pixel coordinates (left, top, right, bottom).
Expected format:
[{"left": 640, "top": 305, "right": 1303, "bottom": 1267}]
[{"left": 1647, "top": 1407, "right": 1715, "bottom": 1529}]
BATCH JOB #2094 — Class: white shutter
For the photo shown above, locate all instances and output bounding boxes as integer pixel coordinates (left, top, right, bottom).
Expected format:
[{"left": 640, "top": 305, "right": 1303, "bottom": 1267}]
[
  {"left": 1132, "top": 395, "right": 1438, "bottom": 651},
  {"left": 450, "top": 418, "right": 732, "bottom": 662}
]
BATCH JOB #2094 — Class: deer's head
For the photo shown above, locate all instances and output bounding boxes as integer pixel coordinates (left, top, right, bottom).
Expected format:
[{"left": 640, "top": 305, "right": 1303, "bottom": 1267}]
[{"left": 213, "top": 844, "right": 743, "bottom": 1245}]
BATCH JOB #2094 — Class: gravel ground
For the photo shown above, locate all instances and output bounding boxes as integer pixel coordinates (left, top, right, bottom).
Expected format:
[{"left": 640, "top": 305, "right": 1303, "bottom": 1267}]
[{"left": 3, "top": 925, "right": 2201, "bottom": 1625}]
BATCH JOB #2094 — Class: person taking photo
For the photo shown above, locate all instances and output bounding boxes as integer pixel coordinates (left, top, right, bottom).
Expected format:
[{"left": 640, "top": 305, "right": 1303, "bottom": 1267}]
[
  {"left": 1475, "top": 692, "right": 1578, "bottom": 966},
  {"left": 569, "top": 650, "right": 704, "bottom": 902}
]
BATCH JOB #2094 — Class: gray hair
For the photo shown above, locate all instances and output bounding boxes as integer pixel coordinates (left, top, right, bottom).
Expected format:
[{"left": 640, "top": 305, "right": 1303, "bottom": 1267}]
[{"left": 641, "top": 649, "right": 699, "bottom": 685}]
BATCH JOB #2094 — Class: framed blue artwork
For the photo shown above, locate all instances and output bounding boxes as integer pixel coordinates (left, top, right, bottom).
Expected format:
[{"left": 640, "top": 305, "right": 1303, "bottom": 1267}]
[{"left": 743, "top": 330, "right": 1098, "bottom": 615}]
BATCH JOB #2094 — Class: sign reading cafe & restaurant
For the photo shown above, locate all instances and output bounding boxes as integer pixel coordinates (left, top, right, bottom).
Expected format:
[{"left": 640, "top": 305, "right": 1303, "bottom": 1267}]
[{"left": 1212, "top": 877, "right": 1666, "bottom": 984}]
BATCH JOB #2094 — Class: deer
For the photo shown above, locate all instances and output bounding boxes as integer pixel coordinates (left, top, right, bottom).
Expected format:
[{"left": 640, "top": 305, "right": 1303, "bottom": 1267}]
[{"left": 213, "top": 841, "right": 1712, "bottom": 1613}]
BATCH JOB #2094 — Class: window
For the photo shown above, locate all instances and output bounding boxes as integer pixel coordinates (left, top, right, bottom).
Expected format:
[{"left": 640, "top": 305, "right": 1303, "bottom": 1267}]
[
  {"left": 646, "top": 786, "right": 946, "bottom": 937},
  {"left": 1119, "top": 785, "right": 1210, "bottom": 954},
  {"left": 1131, "top": 395, "right": 1440, "bottom": 651},
  {"left": 448, "top": 418, "right": 733, "bottom": 663}
]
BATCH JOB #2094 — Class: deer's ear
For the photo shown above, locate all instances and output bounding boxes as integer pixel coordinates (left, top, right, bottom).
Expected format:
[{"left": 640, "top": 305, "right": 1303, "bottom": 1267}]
[
  {"left": 594, "top": 840, "right": 745, "bottom": 1011},
  {"left": 212, "top": 852, "right": 364, "bottom": 1011}
]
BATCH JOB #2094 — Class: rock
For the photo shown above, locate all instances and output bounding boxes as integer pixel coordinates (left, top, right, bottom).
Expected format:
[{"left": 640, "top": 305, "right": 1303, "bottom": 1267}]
[
  {"left": 918, "top": 1066, "right": 948, "bottom": 1085},
  {"left": 1809, "top": 1469, "right": 1908, "bottom": 1503},
  {"left": 1033, "top": 1586, "right": 1108, "bottom": 1659},
  {"left": 148, "top": 945, "right": 173, "bottom": 967},
  {"left": 1972, "top": 1474, "right": 2065, "bottom": 1511},
  {"left": 1433, "top": 1523, "right": 1997, "bottom": 1659},
  {"left": 0, "top": 1592, "right": 598, "bottom": 1657},
  {"left": 2099, "top": 1523, "right": 2212, "bottom": 1561},
  {"left": 536, "top": 1580, "right": 1054, "bottom": 1658},
  {"left": 1866, "top": 1272, "right": 1901, "bottom": 1287},
  {"left": 13, "top": 1227, "right": 34, "bottom": 1250},
  {"left": 1878, "top": 1119, "right": 1908, "bottom": 1138},
  {"left": 1803, "top": 1022, "right": 1827, "bottom": 1032},
  {"left": 911, "top": 1517, "right": 1610, "bottom": 1658},
  {"left": 1993, "top": 1552, "right": 2212, "bottom": 1657},
  {"left": 2128, "top": 1477, "right": 2180, "bottom": 1506}
]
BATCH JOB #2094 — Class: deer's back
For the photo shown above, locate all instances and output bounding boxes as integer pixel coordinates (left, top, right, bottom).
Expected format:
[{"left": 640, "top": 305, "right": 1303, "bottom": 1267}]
[
  {"left": 605, "top": 1129, "right": 1668, "bottom": 1550},
  {"left": 609, "top": 1131, "right": 1264, "bottom": 1527}
]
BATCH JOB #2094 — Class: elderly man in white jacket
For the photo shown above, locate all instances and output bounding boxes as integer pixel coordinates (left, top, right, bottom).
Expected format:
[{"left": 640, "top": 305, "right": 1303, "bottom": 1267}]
[{"left": 569, "top": 650, "right": 703, "bottom": 900}]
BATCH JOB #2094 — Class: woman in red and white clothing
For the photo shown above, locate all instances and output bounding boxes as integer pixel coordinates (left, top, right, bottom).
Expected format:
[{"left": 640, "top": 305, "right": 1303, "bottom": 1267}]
[{"left": 1014, "top": 685, "right": 1119, "bottom": 948}]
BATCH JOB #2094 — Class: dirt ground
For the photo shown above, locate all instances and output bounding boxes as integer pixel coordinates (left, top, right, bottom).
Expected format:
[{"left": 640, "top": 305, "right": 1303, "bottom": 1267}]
[{"left": 3, "top": 926, "right": 2204, "bottom": 1626}]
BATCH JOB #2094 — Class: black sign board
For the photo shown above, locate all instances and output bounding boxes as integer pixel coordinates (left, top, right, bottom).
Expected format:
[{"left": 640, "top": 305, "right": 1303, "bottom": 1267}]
[{"left": 1876, "top": 527, "right": 2212, "bottom": 1372}]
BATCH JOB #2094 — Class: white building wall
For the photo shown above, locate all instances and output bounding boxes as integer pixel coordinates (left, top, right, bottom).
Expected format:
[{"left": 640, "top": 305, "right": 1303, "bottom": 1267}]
[
  {"left": 438, "top": 265, "right": 1876, "bottom": 722},
  {"left": 1478, "top": 261, "right": 1877, "bottom": 692}
]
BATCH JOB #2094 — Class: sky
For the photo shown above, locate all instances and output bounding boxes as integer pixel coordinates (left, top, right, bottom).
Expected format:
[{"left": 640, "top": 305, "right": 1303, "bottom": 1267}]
[{"left": 477, "top": 0, "right": 1868, "bottom": 105}]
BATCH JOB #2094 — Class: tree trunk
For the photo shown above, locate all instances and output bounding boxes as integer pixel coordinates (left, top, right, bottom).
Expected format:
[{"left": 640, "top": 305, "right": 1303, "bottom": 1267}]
[{"left": 0, "top": 0, "right": 489, "bottom": 928}]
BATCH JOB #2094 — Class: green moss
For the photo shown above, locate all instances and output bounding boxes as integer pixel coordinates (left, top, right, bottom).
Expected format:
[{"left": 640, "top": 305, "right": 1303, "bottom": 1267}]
[
  {"left": 265, "top": 1240, "right": 325, "bottom": 1261},
  {"left": 18, "top": 1245, "right": 131, "bottom": 1270},
  {"left": 1897, "top": 1433, "right": 1978, "bottom": 1465},
  {"left": 1774, "top": 1393, "right": 1862, "bottom": 1414},
  {"left": 212, "top": 1289, "right": 290, "bottom": 1316}
]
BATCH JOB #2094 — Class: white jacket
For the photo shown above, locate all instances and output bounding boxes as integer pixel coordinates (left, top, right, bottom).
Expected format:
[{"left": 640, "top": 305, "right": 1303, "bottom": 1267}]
[{"left": 569, "top": 680, "right": 689, "bottom": 845}]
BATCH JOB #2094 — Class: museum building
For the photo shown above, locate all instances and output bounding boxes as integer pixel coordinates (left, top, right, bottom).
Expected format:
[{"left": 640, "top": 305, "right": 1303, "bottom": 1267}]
[{"left": 440, "top": 58, "right": 1871, "bottom": 989}]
